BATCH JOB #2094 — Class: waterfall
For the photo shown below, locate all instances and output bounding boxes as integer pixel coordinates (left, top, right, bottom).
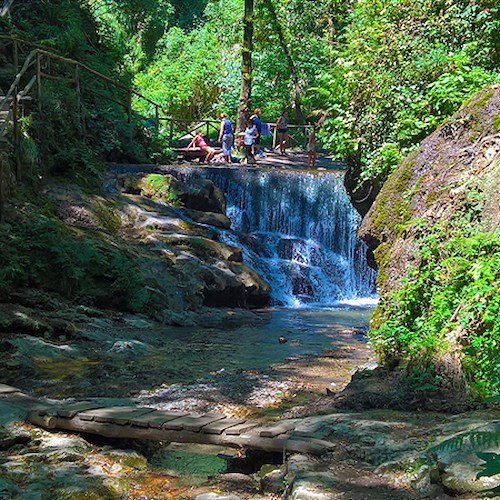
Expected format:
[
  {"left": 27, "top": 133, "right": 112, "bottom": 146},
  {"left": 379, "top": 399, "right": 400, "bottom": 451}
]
[{"left": 163, "top": 166, "right": 377, "bottom": 308}]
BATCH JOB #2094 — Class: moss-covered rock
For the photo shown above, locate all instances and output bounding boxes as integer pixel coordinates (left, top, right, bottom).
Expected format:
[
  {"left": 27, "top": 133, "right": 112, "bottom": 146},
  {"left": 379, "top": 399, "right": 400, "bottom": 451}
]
[{"left": 359, "top": 85, "right": 500, "bottom": 399}]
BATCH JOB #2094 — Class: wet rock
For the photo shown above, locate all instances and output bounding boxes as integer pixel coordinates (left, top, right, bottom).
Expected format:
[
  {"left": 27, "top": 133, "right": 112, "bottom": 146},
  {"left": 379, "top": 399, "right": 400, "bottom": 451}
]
[
  {"left": 0, "top": 425, "right": 31, "bottom": 451},
  {"left": 159, "top": 234, "right": 243, "bottom": 262},
  {"left": 122, "top": 316, "right": 154, "bottom": 329},
  {"left": 175, "top": 178, "right": 227, "bottom": 214},
  {"left": 108, "top": 340, "right": 149, "bottom": 354},
  {"left": 0, "top": 304, "right": 50, "bottom": 335},
  {"left": 182, "top": 208, "right": 232, "bottom": 229},
  {"left": 0, "top": 479, "right": 21, "bottom": 498},
  {"left": 100, "top": 449, "right": 148, "bottom": 471},
  {"left": 195, "top": 493, "right": 241, "bottom": 500},
  {"left": 219, "top": 472, "right": 260, "bottom": 494},
  {"left": 260, "top": 466, "right": 286, "bottom": 494}
]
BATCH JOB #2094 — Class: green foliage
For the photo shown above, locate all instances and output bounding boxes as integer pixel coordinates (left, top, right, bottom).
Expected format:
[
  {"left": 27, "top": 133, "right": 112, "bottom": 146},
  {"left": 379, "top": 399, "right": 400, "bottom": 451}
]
[
  {"left": 432, "top": 432, "right": 500, "bottom": 453},
  {"left": 431, "top": 433, "right": 500, "bottom": 494},
  {"left": 477, "top": 452, "right": 500, "bottom": 480},
  {"left": 371, "top": 227, "right": 500, "bottom": 398},
  {"left": 0, "top": 214, "right": 148, "bottom": 312},
  {"left": 319, "top": 0, "right": 499, "bottom": 179},
  {"left": 139, "top": 174, "right": 179, "bottom": 203}
]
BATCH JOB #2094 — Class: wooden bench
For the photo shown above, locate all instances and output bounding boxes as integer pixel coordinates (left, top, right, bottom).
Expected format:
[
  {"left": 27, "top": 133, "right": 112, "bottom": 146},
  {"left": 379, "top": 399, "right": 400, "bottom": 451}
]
[{"left": 176, "top": 147, "right": 222, "bottom": 162}]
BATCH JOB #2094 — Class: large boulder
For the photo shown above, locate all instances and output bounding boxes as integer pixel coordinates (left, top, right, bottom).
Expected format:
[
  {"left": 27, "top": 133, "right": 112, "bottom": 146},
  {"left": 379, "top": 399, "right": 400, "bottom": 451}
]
[{"left": 359, "top": 85, "right": 500, "bottom": 295}]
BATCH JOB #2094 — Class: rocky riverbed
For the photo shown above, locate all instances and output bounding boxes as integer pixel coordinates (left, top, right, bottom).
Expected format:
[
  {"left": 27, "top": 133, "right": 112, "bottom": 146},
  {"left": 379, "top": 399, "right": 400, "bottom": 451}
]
[{"left": 1, "top": 306, "right": 498, "bottom": 499}]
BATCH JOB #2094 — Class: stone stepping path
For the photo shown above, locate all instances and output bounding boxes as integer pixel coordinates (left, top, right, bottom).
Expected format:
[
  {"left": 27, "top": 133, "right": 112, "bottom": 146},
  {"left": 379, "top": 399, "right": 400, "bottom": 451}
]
[{"left": 0, "top": 384, "right": 335, "bottom": 455}]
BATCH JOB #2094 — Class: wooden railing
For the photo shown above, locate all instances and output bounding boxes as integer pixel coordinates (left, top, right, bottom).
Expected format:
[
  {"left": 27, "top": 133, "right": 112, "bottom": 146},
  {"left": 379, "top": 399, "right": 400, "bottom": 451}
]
[
  {"left": 0, "top": 35, "right": 316, "bottom": 176},
  {"left": 160, "top": 116, "right": 314, "bottom": 150},
  {"left": 0, "top": 35, "right": 167, "bottom": 179}
]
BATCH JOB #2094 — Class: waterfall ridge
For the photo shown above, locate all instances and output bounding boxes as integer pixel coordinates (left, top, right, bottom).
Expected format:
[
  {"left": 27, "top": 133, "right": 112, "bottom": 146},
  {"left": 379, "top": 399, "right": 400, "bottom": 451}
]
[{"left": 166, "top": 167, "right": 376, "bottom": 307}]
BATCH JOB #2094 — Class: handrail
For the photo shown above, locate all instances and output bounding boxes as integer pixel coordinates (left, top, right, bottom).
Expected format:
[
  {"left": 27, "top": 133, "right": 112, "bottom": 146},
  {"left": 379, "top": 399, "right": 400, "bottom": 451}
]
[
  {"left": 0, "top": 35, "right": 166, "bottom": 117},
  {"left": 0, "top": 34, "right": 62, "bottom": 54},
  {"left": 0, "top": 50, "right": 37, "bottom": 111},
  {"left": 0, "top": 35, "right": 171, "bottom": 183}
]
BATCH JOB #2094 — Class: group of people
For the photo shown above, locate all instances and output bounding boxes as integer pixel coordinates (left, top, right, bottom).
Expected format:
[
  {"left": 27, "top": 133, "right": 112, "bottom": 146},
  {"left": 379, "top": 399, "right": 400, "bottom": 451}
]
[{"left": 187, "top": 108, "right": 320, "bottom": 168}]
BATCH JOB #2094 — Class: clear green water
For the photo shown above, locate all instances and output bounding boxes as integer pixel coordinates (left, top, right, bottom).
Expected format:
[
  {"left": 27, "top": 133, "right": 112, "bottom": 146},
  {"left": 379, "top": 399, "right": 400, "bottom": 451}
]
[
  {"left": 25, "top": 306, "right": 374, "bottom": 398},
  {"left": 148, "top": 306, "right": 373, "bottom": 381}
]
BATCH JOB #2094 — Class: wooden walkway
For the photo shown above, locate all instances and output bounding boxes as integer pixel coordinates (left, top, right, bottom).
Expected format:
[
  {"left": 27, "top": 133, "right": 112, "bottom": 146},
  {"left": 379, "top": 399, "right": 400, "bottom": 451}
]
[{"left": 1, "top": 384, "right": 334, "bottom": 455}]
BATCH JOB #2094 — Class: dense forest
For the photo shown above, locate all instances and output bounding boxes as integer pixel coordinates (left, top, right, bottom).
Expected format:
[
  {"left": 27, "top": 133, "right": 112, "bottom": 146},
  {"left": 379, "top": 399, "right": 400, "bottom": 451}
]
[
  {"left": 1, "top": 0, "right": 499, "bottom": 400},
  {"left": 0, "top": 1, "right": 499, "bottom": 497},
  {"left": 2, "top": 0, "right": 498, "bottom": 178}
]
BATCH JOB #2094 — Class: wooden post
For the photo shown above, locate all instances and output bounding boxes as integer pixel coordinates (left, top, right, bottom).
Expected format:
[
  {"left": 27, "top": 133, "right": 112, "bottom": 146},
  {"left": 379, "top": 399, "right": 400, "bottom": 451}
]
[
  {"left": 13, "top": 40, "right": 19, "bottom": 74},
  {"left": 0, "top": 156, "right": 4, "bottom": 222}
]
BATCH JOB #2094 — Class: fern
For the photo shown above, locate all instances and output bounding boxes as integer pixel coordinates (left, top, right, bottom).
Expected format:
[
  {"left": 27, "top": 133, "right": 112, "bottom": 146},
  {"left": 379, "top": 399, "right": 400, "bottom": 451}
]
[{"left": 431, "top": 431, "right": 500, "bottom": 453}]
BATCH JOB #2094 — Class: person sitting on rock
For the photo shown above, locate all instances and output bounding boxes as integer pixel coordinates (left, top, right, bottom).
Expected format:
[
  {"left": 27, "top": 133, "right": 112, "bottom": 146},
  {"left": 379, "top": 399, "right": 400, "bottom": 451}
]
[{"left": 187, "top": 130, "right": 216, "bottom": 164}]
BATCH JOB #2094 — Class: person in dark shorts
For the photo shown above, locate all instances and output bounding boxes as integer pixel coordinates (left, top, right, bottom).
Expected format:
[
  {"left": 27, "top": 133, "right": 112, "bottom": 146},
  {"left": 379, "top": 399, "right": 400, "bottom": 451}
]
[
  {"left": 242, "top": 119, "right": 258, "bottom": 164},
  {"left": 218, "top": 113, "right": 233, "bottom": 163},
  {"left": 276, "top": 111, "right": 288, "bottom": 155},
  {"left": 250, "top": 108, "right": 263, "bottom": 156}
]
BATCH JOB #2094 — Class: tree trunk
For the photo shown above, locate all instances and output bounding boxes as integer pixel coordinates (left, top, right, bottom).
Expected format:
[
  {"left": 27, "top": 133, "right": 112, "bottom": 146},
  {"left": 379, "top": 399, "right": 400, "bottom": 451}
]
[
  {"left": 265, "top": 0, "right": 305, "bottom": 124},
  {"left": 236, "top": 0, "right": 253, "bottom": 133}
]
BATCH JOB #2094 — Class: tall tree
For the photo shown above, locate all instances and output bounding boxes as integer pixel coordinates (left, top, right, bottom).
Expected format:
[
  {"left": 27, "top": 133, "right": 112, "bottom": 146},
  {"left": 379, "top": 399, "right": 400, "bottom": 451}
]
[
  {"left": 264, "top": 0, "right": 304, "bottom": 124},
  {"left": 236, "top": 0, "right": 253, "bottom": 133}
]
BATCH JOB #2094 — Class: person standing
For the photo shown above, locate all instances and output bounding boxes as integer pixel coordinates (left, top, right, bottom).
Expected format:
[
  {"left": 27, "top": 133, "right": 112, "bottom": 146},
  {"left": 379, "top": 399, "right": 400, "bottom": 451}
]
[
  {"left": 218, "top": 113, "right": 233, "bottom": 163},
  {"left": 250, "top": 108, "right": 263, "bottom": 156},
  {"left": 242, "top": 118, "right": 258, "bottom": 164},
  {"left": 276, "top": 111, "right": 288, "bottom": 155},
  {"left": 307, "top": 125, "right": 318, "bottom": 169}
]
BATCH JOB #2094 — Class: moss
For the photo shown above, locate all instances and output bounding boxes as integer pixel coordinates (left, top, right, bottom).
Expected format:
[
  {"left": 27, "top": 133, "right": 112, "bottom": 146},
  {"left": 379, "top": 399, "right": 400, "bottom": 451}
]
[
  {"left": 101, "top": 451, "right": 148, "bottom": 471},
  {"left": 48, "top": 484, "right": 120, "bottom": 500},
  {"left": 93, "top": 200, "right": 121, "bottom": 233},
  {"left": 373, "top": 242, "right": 391, "bottom": 290},
  {"left": 493, "top": 113, "right": 500, "bottom": 132},
  {"left": 33, "top": 357, "right": 99, "bottom": 382},
  {"left": 473, "top": 90, "right": 494, "bottom": 109},
  {"left": 370, "top": 152, "right": 417, "bottom": 237},
  {"left": 139, "top": 174, "right": 179, "bottom": 204}
]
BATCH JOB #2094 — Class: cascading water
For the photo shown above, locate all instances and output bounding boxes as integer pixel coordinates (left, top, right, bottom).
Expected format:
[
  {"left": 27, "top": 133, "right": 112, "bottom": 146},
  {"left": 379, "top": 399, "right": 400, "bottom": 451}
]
[{"left": 163, "top": 166, "right": 377, "bottom": 307}]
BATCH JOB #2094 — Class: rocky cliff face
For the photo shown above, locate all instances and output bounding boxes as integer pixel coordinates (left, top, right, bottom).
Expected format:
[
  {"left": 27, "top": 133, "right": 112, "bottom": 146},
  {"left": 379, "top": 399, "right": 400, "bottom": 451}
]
[
  {"left": 357, "top": 85, "right": 499, "bottom": 400},
  {"left": 360, "top": 85, "right": 500, "bottom": 296}
]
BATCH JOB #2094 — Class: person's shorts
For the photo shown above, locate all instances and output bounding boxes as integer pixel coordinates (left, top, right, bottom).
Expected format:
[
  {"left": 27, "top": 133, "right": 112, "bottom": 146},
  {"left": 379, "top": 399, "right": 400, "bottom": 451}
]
[
  {"left": 277, "top": 128, "right": 287, "bottom": 134},
  {"left": 222, "top": 133, "right": 233, "bottom": 156},
  {"left": 255, "top": 135, "right": 261, "bottom": 145}
]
